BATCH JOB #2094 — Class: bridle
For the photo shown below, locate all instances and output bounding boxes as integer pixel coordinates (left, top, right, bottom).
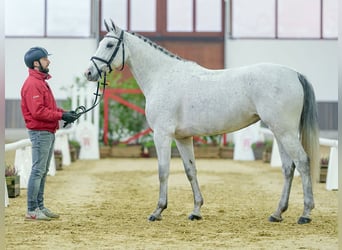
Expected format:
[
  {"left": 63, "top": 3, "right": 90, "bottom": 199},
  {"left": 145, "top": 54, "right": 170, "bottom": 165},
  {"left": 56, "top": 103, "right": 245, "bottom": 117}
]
[
  {"left": 63, "top": 30, "right": 125, "bottom": 128},
  {"left": 90, "top": 30, "right": 125, "bottom": 77}
]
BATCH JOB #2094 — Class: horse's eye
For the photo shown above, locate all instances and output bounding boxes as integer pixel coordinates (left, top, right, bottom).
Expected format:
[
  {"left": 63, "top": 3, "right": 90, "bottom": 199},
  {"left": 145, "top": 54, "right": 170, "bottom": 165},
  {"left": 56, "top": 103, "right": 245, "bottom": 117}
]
[{"left": 106, "top": 43, "right": 114, "bottom": 49}]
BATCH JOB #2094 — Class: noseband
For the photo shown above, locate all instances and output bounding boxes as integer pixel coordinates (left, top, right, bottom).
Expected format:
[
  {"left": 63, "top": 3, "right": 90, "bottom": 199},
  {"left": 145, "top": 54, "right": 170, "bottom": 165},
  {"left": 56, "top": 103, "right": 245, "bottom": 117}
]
[{"left": 90, "top": 30, "right": 125, "bottom": 77}]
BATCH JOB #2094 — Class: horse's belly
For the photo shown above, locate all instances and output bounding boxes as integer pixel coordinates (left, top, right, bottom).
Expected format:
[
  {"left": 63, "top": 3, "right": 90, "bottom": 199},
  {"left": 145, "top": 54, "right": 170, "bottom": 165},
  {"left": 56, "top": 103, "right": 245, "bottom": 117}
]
[{"left": 174, "top": 110, "right": 259, "bottom": 137}]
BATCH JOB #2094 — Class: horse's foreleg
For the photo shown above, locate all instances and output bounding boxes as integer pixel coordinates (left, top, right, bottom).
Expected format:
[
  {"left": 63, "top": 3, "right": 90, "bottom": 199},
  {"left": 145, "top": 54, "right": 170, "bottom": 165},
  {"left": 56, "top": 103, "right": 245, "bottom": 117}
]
[
  {"left": 175, "top": 137, "right": 204, "bottom": 220},
  {"left": 148, "top": 133, "right": 172, "bottom": 221}
]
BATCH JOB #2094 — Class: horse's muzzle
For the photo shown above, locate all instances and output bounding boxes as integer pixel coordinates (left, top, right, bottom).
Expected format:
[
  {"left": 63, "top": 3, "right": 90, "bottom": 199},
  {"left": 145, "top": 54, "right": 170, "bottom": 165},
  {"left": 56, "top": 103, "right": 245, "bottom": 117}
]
[{"left": 84, "top": 68, "right": 100, "bottom": 82}]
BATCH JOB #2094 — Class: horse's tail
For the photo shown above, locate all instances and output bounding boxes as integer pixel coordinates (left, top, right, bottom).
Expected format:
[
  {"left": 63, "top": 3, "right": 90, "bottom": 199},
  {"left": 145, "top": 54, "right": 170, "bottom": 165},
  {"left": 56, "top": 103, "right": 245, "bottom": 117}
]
[{"left": 297, "top": 73, "right": 320, "bottom": 183}]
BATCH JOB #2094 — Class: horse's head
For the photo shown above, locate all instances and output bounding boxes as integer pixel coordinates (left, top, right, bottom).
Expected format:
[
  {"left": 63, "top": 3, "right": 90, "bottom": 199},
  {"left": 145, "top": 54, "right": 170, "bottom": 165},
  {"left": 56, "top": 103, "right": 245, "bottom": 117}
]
[{"left": 85, "top": 19, "right": 126, "bottom": 82}]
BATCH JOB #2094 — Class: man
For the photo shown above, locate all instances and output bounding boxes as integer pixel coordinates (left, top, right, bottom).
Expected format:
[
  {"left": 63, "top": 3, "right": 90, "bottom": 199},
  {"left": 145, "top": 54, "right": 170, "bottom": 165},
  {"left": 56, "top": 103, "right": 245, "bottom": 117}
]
[{"left": 21, "top": 47, "right": 79, "bottom": 220}]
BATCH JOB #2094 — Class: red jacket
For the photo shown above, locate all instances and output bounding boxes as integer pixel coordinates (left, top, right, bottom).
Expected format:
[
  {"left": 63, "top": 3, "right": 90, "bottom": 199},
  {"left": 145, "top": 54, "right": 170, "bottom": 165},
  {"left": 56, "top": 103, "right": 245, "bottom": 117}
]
[{"left": 21, "top": 69, "right": 64, "bottom": 133}]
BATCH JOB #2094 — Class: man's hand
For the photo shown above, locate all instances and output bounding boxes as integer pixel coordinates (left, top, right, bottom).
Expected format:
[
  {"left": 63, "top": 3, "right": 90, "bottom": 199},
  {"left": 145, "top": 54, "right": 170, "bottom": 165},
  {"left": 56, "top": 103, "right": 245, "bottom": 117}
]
[{"left": 62, "top": 111, "right": 79, "bottom": 123}]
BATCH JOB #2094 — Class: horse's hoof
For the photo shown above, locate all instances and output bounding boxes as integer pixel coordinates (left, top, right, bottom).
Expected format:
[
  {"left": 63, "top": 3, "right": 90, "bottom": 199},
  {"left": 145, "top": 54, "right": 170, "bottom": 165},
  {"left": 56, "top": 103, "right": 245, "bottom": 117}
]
[
  {"left": 298, "top": 216, "right": 311, "bottom": 224},
  {"left": 148, "top": 215, "right": 157, "bottom": 221},
  {"left": 268, "top": 215, "right": 283, "bottom": 222},
  {"left": 188, "top": 214, "right": 202, "bottom": 221},
  {"left": 148, "top": 214, "right": 161, "bottom": 221}
]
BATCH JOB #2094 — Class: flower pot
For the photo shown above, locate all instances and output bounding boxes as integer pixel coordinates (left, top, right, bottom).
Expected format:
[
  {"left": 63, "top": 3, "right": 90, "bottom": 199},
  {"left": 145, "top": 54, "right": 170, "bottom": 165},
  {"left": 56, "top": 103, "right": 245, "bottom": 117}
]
[
  {"left": 6, "top": 175, "right": 20, "bottom": 198},
  {"left": 99, "top": 145, "right": 111, "bottom": 158},
  {"left": 252, "top": 146, "right": 265, "bottom": 160},
  {"left": 262, "top": 151, "right": 272, "bottom": 163},
  {"left": 70, "top": 147, "right": 77, "bottom": 162},
  {"left": 219, "top": 147, "right": 234, "bottom": 159},
  {"left": 111, "top": 145, "right": 142, "bottom": 158},
  {"left": 194, "top": 146, "right": 220, "bottom": 158},
  {"left": 319, "top": 164, "right": 328, "bottom": 183},
  {"left": 55, "top": 154, "right": 63, "bottom": 170}
]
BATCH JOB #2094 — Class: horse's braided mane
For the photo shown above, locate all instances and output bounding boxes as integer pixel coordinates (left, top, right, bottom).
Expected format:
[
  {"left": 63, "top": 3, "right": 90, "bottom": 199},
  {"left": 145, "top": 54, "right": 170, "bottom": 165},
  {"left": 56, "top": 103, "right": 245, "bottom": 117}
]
[{"left": 129, "top": 32, "right": 185, "bottom": 61}]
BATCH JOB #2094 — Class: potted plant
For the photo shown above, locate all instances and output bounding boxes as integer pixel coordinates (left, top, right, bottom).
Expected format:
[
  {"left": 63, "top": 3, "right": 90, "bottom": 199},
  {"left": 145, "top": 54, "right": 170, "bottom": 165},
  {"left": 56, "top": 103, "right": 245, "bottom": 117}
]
[
  {"left": 219, "top": 141, "right": 235, "bottom": 159},
  {"left": 5, "top": 163, "right": 20, "bottom": 198},
  {"left": 69, "top": 140, "right": 81, "bottom": 161},
  {"left": 141, "top": 135, "right": 180, "bottom": 158},
  {"left": 194, "top": 135, "right": 221, "bottom": 158},
  {"left": 262, "top": 140, "right": 273, "bottom": 163},
  {"left": 319, "top": 157, "right": 329, "bottom": 183},
  {"left": 251, "top": 141, "right": 266, "bottom": 160},
  {"left": 54, "top": 150, "right": 63, "bottom": 170}
]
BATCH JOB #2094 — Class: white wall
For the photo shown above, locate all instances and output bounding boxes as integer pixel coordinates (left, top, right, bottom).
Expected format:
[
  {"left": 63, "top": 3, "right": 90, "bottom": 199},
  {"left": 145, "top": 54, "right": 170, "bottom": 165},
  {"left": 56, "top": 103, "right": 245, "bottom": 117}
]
[
  {"left": 5, "top": 38, "right": 97, "bottom": 99},
  {"left": 225, "top": 39, "right": 338, "bottom": 102}
]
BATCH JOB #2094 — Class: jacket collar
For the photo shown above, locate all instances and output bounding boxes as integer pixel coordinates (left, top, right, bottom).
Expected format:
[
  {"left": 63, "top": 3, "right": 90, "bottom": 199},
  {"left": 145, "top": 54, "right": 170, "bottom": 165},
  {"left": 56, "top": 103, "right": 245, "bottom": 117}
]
[{"left": 28, "top": 68, "right": 52, "bottom": 80}]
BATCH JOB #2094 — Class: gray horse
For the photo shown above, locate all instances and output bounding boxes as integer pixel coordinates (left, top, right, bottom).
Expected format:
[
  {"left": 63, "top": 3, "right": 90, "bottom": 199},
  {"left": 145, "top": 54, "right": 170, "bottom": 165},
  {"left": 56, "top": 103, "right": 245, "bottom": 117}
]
[{"left": 85, "top": 20, "right": 319, "bottom": 224}]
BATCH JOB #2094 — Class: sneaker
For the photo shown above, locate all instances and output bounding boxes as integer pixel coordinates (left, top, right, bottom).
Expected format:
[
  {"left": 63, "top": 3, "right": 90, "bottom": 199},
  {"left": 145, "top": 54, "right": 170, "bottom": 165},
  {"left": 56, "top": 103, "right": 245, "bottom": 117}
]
[
  {"left": 25, "top": 208, "right": 51, "bottom": 221},
  {"left": 41, "top": 207, "right": 60, "bottom": 219}
]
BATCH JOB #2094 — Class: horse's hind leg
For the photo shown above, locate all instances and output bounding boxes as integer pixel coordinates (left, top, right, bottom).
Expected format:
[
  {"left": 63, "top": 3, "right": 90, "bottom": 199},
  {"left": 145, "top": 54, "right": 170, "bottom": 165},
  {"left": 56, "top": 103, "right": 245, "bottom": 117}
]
[
  {"left": 269, "top": 140, "right": 295, "bottom": 222},
  {"left": 175, "top": 137, "right": 204, "bottom": 220},
  {"left": 270, "top": 134, "right": 314, "bottom": 224}
]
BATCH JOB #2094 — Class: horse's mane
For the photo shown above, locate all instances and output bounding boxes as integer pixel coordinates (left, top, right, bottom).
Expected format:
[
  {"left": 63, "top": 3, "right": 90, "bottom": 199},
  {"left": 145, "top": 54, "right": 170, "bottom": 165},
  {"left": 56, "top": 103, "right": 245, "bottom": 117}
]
[{"left": 129, "top": 32, "right": 185, "bottom": 61}]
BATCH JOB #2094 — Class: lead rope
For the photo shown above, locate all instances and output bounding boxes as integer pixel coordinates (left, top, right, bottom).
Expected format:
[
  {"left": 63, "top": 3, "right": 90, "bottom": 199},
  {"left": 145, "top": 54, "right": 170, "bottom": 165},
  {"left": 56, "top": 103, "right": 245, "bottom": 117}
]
[{"left": 63, "top": 72, "right": 108, "bottom": 128}]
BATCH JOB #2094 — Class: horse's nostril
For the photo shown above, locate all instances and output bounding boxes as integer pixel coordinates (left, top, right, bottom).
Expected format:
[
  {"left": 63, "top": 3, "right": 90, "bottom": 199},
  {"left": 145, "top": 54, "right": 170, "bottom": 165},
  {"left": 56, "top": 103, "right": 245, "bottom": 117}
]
[{"left": 87, "top": 71, "right": 92, "bottom": 76}]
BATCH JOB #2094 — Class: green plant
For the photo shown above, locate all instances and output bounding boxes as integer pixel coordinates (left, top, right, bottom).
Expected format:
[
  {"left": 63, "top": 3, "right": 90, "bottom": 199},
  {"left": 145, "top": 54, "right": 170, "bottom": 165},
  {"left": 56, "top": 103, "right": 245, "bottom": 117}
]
[
  {"left": 251, "top": 140, "right": 273, "bottom": 150},
  {"left": 100, "top": 73, "right": 147, "bottom": 145},
  {"left": 195, "top": 135, "right": 222, "bottom": 146},
  {"left": 69, "top": 140, "right": 81, "bottom": 149},
  {"left": 223, "top": 141, "right": 235, "bottom": 148},
  {"left": 264, "top": 140, "right": 273, "bottom": 152}
]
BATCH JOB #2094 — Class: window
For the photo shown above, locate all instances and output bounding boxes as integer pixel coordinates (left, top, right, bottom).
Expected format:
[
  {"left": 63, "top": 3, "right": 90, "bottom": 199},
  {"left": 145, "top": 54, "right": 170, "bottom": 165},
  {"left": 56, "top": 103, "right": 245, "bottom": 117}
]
[
  {"left": 196, "top": 0, "right": 222, "bottom": 32},
  {"left": 5, "top": 0, "right": 92, "bottom": 37},
  {"left": 167, "top": 0, "right": 193, "bottom": 32},
  {"left": 278, "top": 0, "right": 320, "bottom": 38},
  {"left": 101, "top": 0, "right": 128, "bottom": 30},
  {"left": 322, "top": 0, "right": 338, "bottom": 38},
  {"left": 130, "top": 0, "right": 156, "bottom": 31},
  {"left": 47, "top": 0, "right": 91, "bottom": 36},
  {"left": 5, "top": 0, "right": 45, "bottom": 36},
  {"left": 100, "top": 0, "right": 224, "bottom": 37},
  {"left": 232, "top": 0, "right": 275, "bottom": 38},
  {"left": 231, "top": 0, "right": 338, "bottom": 39}
]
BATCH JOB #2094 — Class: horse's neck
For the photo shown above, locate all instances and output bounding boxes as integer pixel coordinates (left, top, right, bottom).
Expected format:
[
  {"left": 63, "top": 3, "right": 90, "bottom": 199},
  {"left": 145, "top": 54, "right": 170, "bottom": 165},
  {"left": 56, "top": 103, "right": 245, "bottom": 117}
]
[{"left": 125, "top": 32, "right": 181, "bottom": 96}]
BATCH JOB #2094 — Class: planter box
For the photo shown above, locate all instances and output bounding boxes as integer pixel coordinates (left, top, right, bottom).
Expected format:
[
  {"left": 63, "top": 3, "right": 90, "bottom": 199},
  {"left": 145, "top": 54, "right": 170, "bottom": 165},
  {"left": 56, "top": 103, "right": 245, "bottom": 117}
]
[
  {"left": 55, "top": 154, "right": 63, "bottom": 170},
  {"left": 111, "top": 145, "right": 142, "bottom": 158},
  {"left": 219, "top": 147, "right": 234, "bottom": 159},
  {"left": 147, "top": 147, "right": 180, "bottom": 158},
  {"left": 263, "top": 151, "right": 272, "bottom": 163},
  {"left": 194, "top": 146, "right": 220, "bottom": 158},
  {"left": 6, "top": 175, "right": 20, "bottom": 198},
  {"left": 70, "top": 147, "right": 77, "bottom": 162},
  {"left": 99, "top": 146, "right": 111, "bottom": 158},
  {"left": 252, "top": 146, "right": 265, "bottom": 160},
  {"left": 319, "top": 165, "right": 328, "bottom": 183}
]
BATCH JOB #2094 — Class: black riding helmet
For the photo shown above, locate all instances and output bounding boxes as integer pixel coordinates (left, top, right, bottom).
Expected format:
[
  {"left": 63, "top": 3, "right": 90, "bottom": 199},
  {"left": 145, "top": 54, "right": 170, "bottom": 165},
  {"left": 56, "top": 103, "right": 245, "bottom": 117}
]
[{"left": 24, "top": 47, "right": 51, "bottom": 69}]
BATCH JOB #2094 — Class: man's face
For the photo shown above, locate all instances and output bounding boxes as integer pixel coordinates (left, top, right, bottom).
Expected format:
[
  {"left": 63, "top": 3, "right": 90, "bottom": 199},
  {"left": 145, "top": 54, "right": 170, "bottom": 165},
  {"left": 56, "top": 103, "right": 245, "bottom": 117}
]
[
  {"left": 39, "top": 57, "right": 50, "bottom": 70},
  {"left": 34, "top": 57, "right": 50, "bottom": 73}
]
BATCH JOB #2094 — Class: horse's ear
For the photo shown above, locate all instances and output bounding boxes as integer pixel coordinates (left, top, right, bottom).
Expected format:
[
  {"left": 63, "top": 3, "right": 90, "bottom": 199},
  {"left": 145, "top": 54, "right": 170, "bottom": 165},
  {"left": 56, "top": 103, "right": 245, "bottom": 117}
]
[
  {"left": 110, "top": 19, "right": 117, "bottom": 32},
  {"left": 104, "top": 20, "right": 110, "bottom": 32}
]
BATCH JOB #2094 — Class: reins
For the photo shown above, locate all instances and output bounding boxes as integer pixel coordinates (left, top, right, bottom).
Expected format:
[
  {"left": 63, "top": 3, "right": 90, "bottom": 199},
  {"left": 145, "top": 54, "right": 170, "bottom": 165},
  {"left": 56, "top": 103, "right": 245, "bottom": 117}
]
[
  {"left": 63, "top": 30, "right": 126, "bottom": 128},
  {"left": 63, "top": 72, "right": 108, "bottom": 128}
]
